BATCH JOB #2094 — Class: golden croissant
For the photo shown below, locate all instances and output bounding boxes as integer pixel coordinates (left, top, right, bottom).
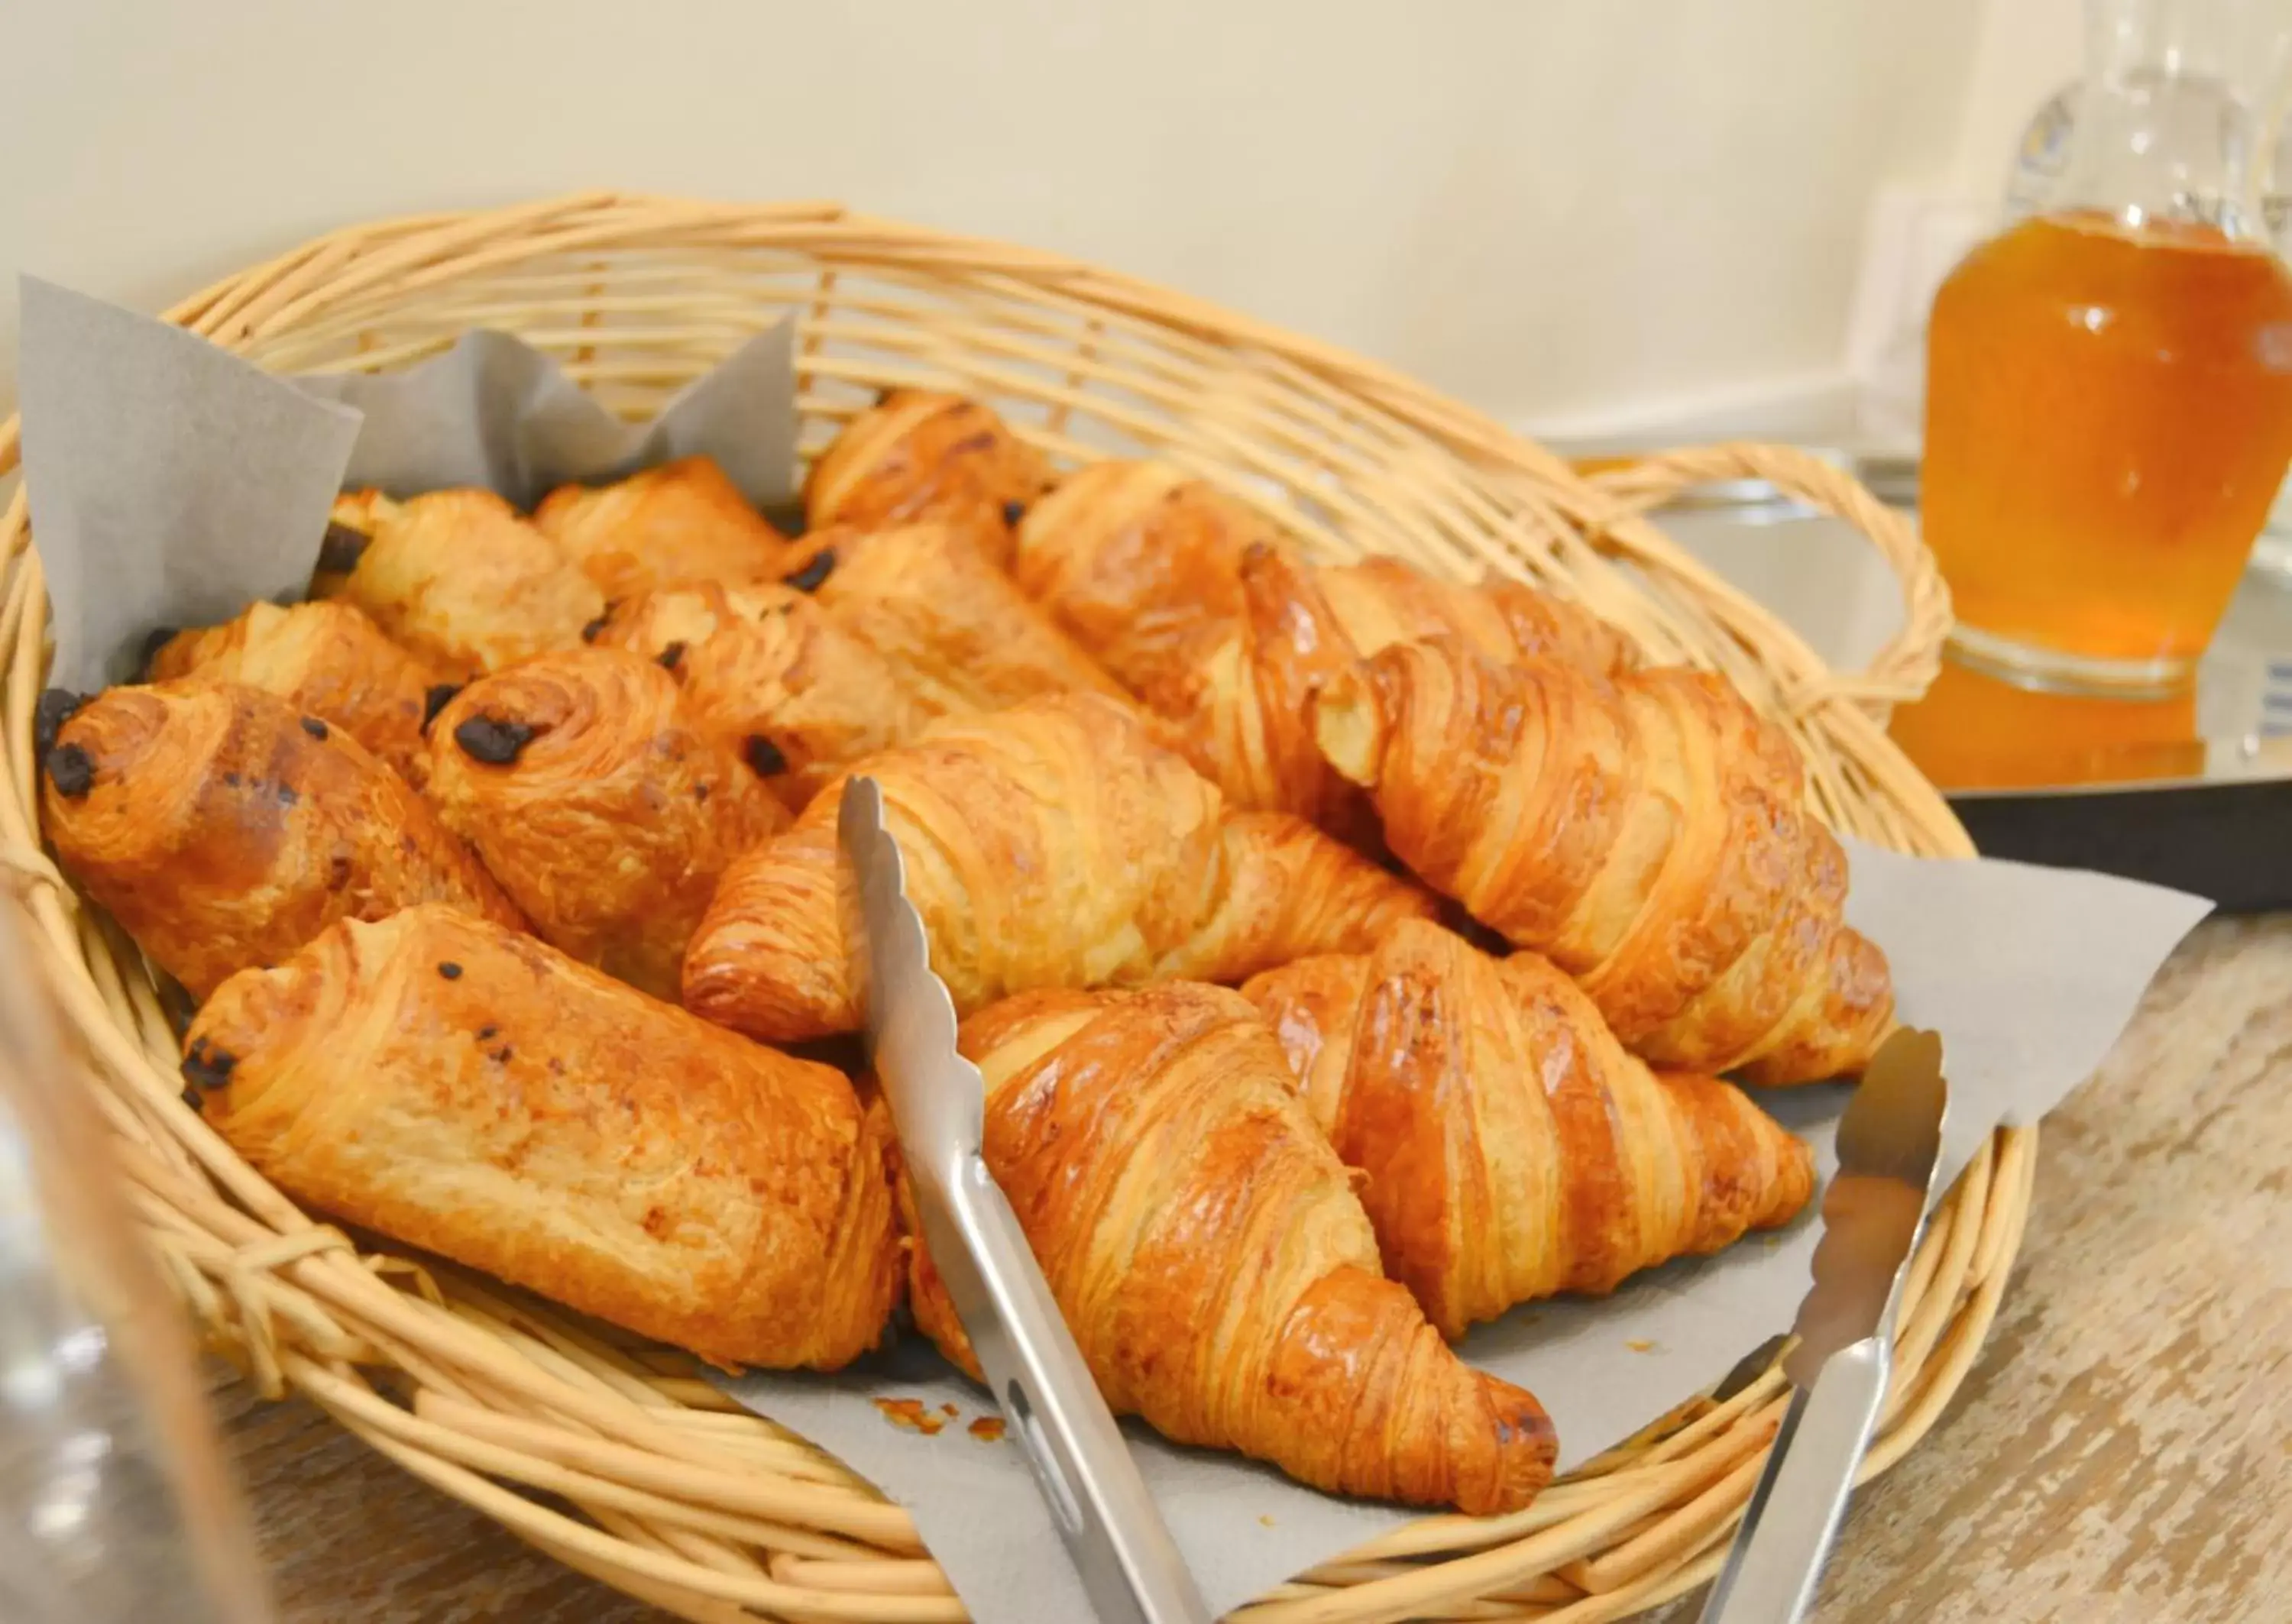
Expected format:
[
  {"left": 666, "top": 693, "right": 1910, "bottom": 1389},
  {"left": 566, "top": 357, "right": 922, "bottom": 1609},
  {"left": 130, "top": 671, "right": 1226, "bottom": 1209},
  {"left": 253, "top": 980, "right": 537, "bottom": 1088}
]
[
  {"left": 188, "top": 906, "right": 902, "bottom": 1370},
  {"left": 1012, "top": 464, "right": 1630, "bottom": 820},
  {"left": 320, "top": 489, "right": 604, "bottom": 678},
  {"left": 534, "top": 455, "right": 797, "bottom": 599},
  {"left": 1314, "top": 636, "right": 1894, "bottom": 1084},
  {"left": 1011, "top": 460, "right": 1279, "bottom": 701},
  {"left": 588, "top": 579, "right": 929, "bottom": 810},
  {"left": 779, "top": 521, "right": 1131, "bottom": 718},
  {"left": 804, "top": 389, "right": 1052, "bottom": 565},
  {"left": 1243, "top": 919, "right": 1815, "bottom": 1338},
  {"left": 1187, "top": 543, "right": 1640, "bottom": 822},
  {"left": 39, "top": 681, "right": 523, "bottom": 998},
  {"left": 145, "top": 599, "right": 442, "bottom": 784},
  {"left": 423, "top": 649, "right": 788, "bottom": 998},
  {"left": 905, "top": 982, "right": 1556, "bottom": 1513},
  {"left": 681, "top": 694, "right": 1436, "bottom": 1041}
]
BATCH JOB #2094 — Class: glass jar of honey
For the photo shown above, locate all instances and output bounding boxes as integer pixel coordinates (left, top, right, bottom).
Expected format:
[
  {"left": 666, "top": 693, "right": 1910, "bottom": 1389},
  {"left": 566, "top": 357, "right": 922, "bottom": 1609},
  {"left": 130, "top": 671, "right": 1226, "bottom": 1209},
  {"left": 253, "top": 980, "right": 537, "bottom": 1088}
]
[{"left": 1923, "top": 0, "right": 2292, "bottom": 694}]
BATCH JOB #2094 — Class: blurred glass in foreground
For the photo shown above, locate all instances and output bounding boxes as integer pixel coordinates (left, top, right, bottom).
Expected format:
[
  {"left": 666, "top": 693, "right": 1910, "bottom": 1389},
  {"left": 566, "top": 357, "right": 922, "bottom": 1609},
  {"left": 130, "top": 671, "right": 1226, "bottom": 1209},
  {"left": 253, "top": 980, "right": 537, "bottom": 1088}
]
[{"left": 0, "top": 902, "right": 272, "bottom": 1624}]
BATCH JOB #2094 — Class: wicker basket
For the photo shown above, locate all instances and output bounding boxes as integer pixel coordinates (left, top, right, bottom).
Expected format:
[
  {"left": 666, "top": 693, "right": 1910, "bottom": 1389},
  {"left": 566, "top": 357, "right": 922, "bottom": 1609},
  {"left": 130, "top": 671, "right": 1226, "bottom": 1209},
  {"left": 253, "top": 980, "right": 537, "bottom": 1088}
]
[{"left": 0, "top": 192, "right": 2022, "bottom": 1624}]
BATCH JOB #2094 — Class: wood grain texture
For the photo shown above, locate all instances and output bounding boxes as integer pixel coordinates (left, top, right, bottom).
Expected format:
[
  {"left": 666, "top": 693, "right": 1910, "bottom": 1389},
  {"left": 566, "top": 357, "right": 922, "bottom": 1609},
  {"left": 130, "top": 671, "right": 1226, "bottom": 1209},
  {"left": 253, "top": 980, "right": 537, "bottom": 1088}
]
[{"left": 216, "top": 917, "right": 2292, "bottom": 1623}]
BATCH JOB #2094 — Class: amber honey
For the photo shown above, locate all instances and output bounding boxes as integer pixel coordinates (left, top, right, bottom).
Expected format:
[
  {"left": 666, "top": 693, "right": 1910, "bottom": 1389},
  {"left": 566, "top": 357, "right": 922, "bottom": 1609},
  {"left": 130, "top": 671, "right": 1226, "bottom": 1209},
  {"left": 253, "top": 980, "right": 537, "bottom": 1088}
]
[{"left": 1923, "top": 212, "right": 2292, "bottom": 687}]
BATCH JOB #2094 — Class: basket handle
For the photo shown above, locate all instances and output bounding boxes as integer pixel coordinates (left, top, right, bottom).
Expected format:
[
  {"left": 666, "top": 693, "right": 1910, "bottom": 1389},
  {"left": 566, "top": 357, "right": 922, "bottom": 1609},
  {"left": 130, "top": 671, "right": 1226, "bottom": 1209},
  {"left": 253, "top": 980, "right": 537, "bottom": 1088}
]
[{"left": 1581, "top": 442, "right": 1949, "bottom": 710}]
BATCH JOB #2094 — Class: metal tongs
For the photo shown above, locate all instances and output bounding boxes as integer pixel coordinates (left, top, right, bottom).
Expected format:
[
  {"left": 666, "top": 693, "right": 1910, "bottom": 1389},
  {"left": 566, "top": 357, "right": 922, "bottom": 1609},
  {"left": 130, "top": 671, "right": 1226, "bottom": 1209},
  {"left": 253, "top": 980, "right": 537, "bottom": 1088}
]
[
  {"left": 1699, "top": 1028, "right": 1951, "bottom": 1624},
  {"left": 837, "top": 776, "right": 1212, "bottom": 1624}
]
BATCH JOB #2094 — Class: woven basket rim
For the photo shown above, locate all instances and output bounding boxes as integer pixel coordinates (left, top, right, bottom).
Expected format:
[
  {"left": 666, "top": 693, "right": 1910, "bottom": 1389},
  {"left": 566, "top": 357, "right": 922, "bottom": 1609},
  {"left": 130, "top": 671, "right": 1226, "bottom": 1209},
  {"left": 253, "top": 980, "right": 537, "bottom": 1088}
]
[{"left": 0, "top": 191, "right": 2017, "bottom": 1624}]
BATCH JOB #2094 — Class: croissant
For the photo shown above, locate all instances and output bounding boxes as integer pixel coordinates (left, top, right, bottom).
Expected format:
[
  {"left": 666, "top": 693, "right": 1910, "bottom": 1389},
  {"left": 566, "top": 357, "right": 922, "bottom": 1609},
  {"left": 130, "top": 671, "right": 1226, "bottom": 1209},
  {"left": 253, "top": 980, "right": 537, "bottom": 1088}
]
[
  {"left": 1012, "top": 467, "right": 1631, "bottom": 819},
  {"left": 779, "top": 522, "right": 1131, "bottom": 717},
  {"left": 681, "top": 694, "right": 1436, "bottom": 1042},
  {"left": 187, "top": 905, "right": 902, "bottom": 1370},
  {"left": 319, "top": 489, "right": 604, "bottom": 678},
  {"left": 1204, "top": 546, "right": 1641, "bottom": 817},
  {"left": 144, "top": 600, "right": 442, "bottom": 784},
  {"left": 804, "top": 390, "right": 1053, "bottom": 565},
  {"left": 903, "top": 982, "right": 1556, "bottom": 1513},
  {"left": 1009, "top": 460, "right": 1277, "bottom": 700},
  {"left": 39, "top": 681, "right": 523, "bottom": 998},
  {"left": 1313, "top": 636, "right": 1894, "bottom": 1084},
  {"left": 1242, "top": 919, "right": 1815, "bottom": 1338},
  {"left": 533, "top": 456, "right": 797, "bottom": 599},
  {"left": 588, "top": 580, "right": 929, "bottom": 810},
  {"left": 423, "top": 649, "right": 788, "bottom": 998}
]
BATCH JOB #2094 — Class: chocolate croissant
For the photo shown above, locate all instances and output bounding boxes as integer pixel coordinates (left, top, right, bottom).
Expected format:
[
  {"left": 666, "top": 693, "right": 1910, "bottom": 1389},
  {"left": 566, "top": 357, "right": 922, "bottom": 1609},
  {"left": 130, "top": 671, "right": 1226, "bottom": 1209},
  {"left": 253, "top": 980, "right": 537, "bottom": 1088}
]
[
  {"left": 319, "top": 489, "right": 604, "bottom": 678},
  {"left": 1313, "top": 637, "right": 1894, "bottom": 1084},
  {"left": 681, "top": 694, "right": 1436, "bottom": 1042},
  {"left": 780, "top": 522, "right": 1131, "bottom": 718},
  {"left": 1243, "top": 919, "right": 1815, "bottom": 1338},
  {"left": 423, "top": 649, "right": 788, "bottom": 999},
  {"left": 188, "top": 906, "right": 902, "bottom": 1370},
  {"left": 144, "top": 600, "right": 442, "bottom": 784},
  {"left": 804, "top": 390, "right": 1052, "bottom": 565},
  {"left": 905, "top": 982, "right": 1556, "bottom": 1513},
  {"left": 533, "top": 456, "right": 796, "bottom": 599},
  {"left": 39, "top": 681, "right": 523, "bottom": 998},
  {"left": 589, "top": 580, "right": 929, "bottom": 810}
]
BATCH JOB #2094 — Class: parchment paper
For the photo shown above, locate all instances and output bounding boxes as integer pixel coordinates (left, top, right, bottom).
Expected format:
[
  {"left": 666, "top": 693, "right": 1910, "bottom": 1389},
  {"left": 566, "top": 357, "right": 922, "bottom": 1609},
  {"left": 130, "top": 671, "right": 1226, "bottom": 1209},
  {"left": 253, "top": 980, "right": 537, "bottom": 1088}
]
[
  {"left": 299, "top": 324, "right": 797, "bottom": 511},
  {"left": 720, "top": 842, "right": 2209, "bottom": 1620},
  {"left": 18, "top": 277, "right": 364, "bottom": 691},
  {"left": 15, "top": 277, "right": 797, "bottom": 691}
]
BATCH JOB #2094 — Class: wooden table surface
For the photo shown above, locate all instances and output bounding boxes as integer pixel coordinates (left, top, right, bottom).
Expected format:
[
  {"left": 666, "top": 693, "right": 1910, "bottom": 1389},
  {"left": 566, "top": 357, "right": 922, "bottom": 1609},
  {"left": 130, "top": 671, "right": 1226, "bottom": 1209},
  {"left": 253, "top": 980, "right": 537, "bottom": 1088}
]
[{"left": 210, "top": 914, "right": 2292, "bottom": 1624}]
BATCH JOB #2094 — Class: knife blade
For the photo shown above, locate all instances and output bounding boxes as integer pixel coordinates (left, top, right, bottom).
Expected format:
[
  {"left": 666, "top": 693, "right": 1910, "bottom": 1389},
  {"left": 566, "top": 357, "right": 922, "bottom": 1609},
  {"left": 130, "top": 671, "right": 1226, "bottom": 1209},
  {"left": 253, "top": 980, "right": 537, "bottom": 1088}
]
[
  {"left": 1699, "top": 1027, "right": 1949, "bottom": 1624},
  {"left": 837, "top": 775, "right": 1212, "bottom": 1624}
]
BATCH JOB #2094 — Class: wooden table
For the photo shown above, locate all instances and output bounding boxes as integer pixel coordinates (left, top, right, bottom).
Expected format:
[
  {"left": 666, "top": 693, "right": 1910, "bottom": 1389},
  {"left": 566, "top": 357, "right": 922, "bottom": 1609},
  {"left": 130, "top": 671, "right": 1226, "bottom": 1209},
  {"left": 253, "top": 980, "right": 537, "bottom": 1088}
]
[{"left": 212, "top": 915, "right": 2292, "bottom": 1624}]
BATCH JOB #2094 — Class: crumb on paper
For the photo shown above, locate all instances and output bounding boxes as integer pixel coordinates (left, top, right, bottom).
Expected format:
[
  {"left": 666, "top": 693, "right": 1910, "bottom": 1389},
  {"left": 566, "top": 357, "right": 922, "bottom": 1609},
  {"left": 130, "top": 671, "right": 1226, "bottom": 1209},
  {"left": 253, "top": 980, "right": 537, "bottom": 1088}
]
[
  {"left": 940, "top": 1402, "right": 960, "bottom": 1418},
  {"left": 968, "top": 1416, "right": 1007, "bottom": 1442},
  {"left": 873, "top": 1397, "right": 946, "bottom": 1437},
  {"left": 1626, "top": 1339, "right": 1658, "bottom": 1354},
  {"left": 1258, "top": 1514, "right": 1277, "bottom": 1528}
]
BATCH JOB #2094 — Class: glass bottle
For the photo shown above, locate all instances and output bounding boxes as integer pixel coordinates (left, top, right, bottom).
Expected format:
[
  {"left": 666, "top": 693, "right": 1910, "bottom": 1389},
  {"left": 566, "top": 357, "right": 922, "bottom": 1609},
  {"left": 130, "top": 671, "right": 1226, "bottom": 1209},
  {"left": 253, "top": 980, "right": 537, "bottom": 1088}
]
[
  {"left": 0, "top": 903, "right": 274, "bottom": 1624},
  {"left": 1923, "top": 0, "right": 2292, "bottom": 693}
]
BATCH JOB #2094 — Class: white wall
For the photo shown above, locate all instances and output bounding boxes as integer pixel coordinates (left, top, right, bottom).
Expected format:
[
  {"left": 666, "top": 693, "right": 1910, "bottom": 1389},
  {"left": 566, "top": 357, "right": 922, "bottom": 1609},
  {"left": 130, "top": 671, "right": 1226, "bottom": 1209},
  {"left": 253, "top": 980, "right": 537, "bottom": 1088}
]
[{"left": 0, "top": 1, "right": 1985, "bottom": 431}]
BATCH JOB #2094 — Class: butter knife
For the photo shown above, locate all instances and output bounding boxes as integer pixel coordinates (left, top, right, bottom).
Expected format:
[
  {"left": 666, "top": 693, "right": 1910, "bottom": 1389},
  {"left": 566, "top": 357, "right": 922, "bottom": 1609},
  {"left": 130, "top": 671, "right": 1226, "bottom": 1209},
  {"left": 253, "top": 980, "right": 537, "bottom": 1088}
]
[
  {"left": 1699, "top": 1027, "right": 1950, "bottom": 1624},
  {"left": 837, "top": 775, "right": 1212, "bottom": 1624}
]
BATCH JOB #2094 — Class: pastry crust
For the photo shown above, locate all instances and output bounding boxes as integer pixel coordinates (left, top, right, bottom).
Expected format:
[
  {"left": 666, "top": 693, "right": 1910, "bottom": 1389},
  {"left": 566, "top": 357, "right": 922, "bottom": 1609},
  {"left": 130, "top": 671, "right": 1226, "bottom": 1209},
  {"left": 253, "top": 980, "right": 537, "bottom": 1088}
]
[
  {"left": 1313, "top": 636, "right": 1894, "bottom": 1083},
  {"left": 319, "top": 489, "right": 604, "bottom": 678},
  {"left": 803, "top": 390, "right": 1052, "bottom": 565},
  {"left": 590, "top": 580, "right": 929, "bottom": 810},
  {"left": 1243, "top": 920, "right": 1814, "bottom": 1337},
  {"left": 146, "top": 600, "right": 442, "bottom": 784},
  {"left": 424, "top": 649, "right": 788, "bottom": 998},
  {"left": 534, "top": 456, "right": 797, "bottom": 598},
  {"left": 40, "top": 681, "right": 523, "bottom": 998},
  {"left": 902, "top": 982, "right": 1556, "bottom": 1513},
  {"left": 783, "top": 521, "right": 1131, "bottom": 717},
  {"left": 189, "top": 906, "right": 902, "bottom": 1370},
  {"left": 681, "top": 694, "right": 1435, "bottom": 1041}
]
